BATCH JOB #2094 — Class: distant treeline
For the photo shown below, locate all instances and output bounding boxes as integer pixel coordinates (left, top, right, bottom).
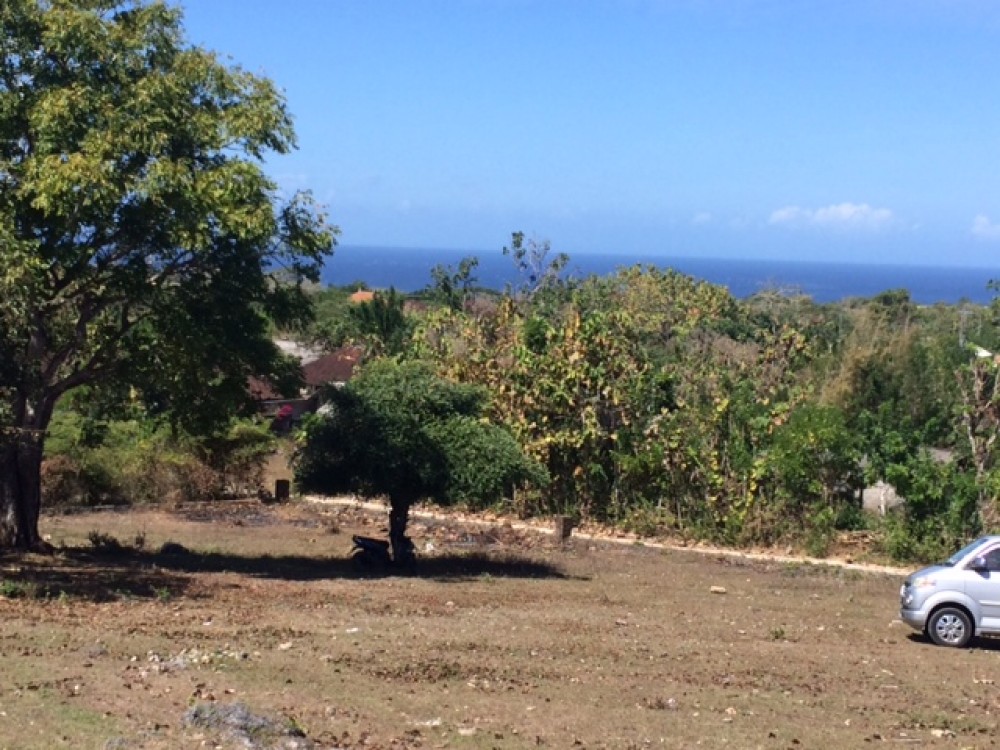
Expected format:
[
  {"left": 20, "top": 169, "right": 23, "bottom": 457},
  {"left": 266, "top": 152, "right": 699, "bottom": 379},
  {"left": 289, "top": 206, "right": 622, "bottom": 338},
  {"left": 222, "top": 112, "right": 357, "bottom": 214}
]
[{"left": 322, "top": 244, "right": 999, "bottom": 304}]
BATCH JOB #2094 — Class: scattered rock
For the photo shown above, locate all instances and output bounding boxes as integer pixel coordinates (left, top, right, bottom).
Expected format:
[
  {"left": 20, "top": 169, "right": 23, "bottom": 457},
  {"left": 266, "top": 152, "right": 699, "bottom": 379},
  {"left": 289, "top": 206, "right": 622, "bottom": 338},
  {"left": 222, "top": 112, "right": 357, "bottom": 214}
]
[
  {"left": 641, "top": 697, "right": 677, "bottom": 710},
  {"left": 85, "top": 643, "right": 109, "bottom": 659},
  {"left": 183, "top": 702, "right": 312, "bottom": 749}
]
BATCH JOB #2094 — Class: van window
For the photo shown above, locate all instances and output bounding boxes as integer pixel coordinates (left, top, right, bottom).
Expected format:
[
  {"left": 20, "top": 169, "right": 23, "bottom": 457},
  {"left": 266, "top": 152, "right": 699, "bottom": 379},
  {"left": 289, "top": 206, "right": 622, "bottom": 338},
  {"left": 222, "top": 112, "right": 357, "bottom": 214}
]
[{"left": 984, "top": 548, "right": 1000, "bottom": 572}]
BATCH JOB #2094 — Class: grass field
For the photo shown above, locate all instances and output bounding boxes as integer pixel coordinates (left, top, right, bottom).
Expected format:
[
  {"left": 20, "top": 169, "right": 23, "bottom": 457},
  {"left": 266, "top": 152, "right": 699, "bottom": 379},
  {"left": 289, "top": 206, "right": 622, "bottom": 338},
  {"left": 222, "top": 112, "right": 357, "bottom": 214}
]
[{"left": 0, "top": 500, "right": 994, "bottom": 749}]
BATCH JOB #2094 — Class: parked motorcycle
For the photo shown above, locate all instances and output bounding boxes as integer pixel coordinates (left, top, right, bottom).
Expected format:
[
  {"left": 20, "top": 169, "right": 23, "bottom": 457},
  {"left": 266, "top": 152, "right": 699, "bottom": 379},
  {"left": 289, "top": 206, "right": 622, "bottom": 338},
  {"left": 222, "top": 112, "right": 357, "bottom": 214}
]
[{"left": 351, "top": 534, "right": 416, "bottom": 573}]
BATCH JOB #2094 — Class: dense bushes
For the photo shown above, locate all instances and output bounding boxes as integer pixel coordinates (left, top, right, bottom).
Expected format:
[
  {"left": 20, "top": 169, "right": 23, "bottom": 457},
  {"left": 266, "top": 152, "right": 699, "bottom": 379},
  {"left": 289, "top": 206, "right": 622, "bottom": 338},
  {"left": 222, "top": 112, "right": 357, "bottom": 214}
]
[
  {"left": 395, "top": 261, "right": 997, "bottom": 561},
  {"left": 42, "top": 411, "right": 275, "bottom": 507}
]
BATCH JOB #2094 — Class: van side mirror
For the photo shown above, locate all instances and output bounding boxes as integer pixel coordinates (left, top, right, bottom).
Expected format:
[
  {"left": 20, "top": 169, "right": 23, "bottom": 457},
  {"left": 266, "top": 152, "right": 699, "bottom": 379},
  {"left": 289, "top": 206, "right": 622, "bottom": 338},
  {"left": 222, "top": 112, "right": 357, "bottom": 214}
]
[{"left": 969, "top": 555, "right": 990, "bottom": 572}]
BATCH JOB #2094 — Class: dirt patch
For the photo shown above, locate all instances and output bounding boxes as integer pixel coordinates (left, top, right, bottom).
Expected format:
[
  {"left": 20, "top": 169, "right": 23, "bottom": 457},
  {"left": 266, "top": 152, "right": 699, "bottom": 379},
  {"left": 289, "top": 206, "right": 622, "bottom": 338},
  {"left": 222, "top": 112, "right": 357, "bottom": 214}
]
[{"left": 0, "top": 499, "right": 991, "bottom": 749}]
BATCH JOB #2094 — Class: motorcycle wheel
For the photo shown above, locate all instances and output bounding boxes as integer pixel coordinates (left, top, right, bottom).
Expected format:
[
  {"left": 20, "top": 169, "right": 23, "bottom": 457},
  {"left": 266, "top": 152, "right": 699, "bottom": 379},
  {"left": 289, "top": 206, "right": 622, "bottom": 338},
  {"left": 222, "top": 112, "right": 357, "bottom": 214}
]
[{"left": 351, "top": 548, "right": 378, "bottom": 573}]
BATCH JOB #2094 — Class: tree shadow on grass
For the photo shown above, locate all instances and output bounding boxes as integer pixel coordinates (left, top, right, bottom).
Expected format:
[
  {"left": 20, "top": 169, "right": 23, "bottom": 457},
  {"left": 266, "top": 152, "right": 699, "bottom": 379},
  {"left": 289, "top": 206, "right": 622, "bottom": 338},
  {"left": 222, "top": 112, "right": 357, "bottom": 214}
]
[
  {"left": 1, "top": 545, "right": 573, "bottom": 602},
  {"left": 415, "top": 552, "right": 579, "bottom": 581},
  {"left": 136, "top": 546, "right": 573, "bottom": 582},
  {"left": 0, "top": 549, "right": 192, "bottom": 603}
]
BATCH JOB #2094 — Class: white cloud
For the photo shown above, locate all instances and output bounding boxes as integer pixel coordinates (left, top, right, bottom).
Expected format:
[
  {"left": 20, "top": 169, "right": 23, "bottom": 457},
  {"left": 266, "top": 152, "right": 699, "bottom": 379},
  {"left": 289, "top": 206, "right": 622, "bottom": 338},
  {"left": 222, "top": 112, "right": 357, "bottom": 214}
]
[
  {"left": 768, "top": 202, "right": 895, "bottom": 230},
  {"left": 692, "top": 211, "right": 712, "bottom": 225},
  {"left": 972, "top": 214, "right": 1000, "bottom": 240},
  {"left": 769, "top": 206, "right": 807, "bottom": 225}
]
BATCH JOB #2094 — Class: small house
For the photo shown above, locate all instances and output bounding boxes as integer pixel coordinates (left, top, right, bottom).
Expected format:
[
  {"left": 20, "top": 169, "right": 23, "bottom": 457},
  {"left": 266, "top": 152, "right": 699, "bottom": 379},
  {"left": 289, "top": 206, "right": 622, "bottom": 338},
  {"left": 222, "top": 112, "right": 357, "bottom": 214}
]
[{"left": 249, "top": 345, "right": 364, "bottom": 429}]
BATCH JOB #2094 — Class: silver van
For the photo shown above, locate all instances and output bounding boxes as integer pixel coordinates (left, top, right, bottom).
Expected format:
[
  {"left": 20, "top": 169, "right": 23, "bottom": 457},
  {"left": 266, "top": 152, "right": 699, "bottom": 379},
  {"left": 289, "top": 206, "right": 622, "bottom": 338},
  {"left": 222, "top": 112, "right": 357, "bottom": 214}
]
[{"left": 900, "top": 535, "right": 1000, "bottom": 647}]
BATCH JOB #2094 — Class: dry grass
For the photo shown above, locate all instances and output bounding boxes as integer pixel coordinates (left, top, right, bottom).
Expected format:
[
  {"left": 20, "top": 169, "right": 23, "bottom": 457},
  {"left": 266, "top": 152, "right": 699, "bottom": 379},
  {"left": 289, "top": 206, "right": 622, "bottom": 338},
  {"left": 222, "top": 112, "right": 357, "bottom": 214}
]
[{"left": 0, "top": 500, "right": 993, "bottom": 749}]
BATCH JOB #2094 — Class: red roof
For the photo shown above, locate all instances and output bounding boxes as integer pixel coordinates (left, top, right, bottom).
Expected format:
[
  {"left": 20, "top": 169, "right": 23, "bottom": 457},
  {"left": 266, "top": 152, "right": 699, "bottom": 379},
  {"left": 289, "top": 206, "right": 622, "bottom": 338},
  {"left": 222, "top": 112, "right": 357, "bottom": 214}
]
[
  {"left": 302, "top": 346, "right": 364, "bottom": 388},
  {"left": 349, "top": 290, "right": 375, "bottom": 304},
  {"left": 248, "top": 345, "right": 364, "bottom": 402}
]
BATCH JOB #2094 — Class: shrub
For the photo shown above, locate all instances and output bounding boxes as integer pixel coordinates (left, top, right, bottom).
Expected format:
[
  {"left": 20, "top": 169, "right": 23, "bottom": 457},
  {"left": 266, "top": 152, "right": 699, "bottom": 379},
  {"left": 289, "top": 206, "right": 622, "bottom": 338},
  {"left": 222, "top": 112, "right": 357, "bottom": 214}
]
[
  {"left": 41, "top": 455, "right": 89, "bottom": 507},
  {"left": 197, "top": 419, "right": 276, "bottom": 497},
  {"left": 113, "top": 451, "right": 221, "bottom": 505},
  {"left": 618, "top": 504, "right": 676, "bottom": 538},
  {"left": 42, "top": 412, "right": 271, "bottom": 506},
  {"left": 87, "top": 531, "right": 128, "bottom": 554},
  {"left": 0, "top": 579, "right": 41, "bottom": 599},
  {"left": 877, "top": 455, "right": 979, "bottom": 563},
  {"left": 804, "top": 506, "right": 837, "bottom": 557}
]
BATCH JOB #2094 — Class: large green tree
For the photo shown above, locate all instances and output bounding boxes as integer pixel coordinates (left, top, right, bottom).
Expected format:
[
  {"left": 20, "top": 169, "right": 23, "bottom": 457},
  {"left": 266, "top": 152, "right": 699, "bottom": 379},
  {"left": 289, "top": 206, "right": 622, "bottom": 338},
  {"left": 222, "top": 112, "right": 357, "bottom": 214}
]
[{"left": 0, "top": 0, "right": 335, "bottom": 549}]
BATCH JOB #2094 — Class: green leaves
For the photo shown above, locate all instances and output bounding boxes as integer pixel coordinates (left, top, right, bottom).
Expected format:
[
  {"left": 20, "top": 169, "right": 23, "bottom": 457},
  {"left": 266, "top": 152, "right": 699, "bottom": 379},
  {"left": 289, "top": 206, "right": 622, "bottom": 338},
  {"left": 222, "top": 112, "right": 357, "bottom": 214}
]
[
  {"left": 411, "top": 256, "right": 844, "bottom": 537},
  {"left": 0, "top": 0, "right": 336, "bottom": 545},
  {"left": 1, "top": 0, "right": 335, "bottom": 397},
  {"left": 345, "top": 288, "right": 413, "bottom": 356},
  {"left": 295, "top": 360, "right": 547, "bottom": 509}
]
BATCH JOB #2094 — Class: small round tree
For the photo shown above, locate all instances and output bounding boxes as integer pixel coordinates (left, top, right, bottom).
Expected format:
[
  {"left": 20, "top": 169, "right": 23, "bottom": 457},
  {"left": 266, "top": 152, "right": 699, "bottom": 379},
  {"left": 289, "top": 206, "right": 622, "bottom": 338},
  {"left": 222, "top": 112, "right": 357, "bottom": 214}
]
[{"left": 294, "top": 360, "right": 548, "bottom": 564}]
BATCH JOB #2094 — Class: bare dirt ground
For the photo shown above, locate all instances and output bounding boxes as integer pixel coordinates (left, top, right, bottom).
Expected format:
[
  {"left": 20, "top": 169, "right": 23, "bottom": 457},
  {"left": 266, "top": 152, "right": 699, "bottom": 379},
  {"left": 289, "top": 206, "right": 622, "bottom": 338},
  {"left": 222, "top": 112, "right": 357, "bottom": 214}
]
[{"left": 0, "top": 499, "right": 996, "bottom": 750}]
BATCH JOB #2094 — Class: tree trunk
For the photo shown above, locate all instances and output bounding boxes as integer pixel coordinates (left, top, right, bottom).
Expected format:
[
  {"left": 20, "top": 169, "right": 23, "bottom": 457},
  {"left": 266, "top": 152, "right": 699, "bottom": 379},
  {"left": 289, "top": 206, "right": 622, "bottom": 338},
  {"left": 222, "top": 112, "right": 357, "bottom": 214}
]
[
  {"left": 0, "top": 391, "right": 55, "bottom": 552},
  {"left": 388, "top": 493, "right": 415, "bottom": 568},
  {"left": 0, "top": 430, "right": 45, "bottom": 551}
]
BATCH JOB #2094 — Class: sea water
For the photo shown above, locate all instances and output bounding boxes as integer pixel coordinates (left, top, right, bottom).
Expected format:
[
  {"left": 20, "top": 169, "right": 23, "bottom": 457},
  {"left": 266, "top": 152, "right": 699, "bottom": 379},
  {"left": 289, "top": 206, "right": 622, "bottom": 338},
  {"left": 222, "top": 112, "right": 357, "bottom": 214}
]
[{"left": 321, "top": 245, "right": 1000, "bottom": 305}]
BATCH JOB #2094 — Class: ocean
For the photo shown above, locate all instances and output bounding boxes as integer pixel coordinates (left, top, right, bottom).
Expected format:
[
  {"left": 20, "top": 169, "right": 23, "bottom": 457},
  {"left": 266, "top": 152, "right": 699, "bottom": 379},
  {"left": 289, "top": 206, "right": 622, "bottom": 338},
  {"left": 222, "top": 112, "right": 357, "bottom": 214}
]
[{"left": 321, "top": 246, "right": 1000, "bottom": 306}]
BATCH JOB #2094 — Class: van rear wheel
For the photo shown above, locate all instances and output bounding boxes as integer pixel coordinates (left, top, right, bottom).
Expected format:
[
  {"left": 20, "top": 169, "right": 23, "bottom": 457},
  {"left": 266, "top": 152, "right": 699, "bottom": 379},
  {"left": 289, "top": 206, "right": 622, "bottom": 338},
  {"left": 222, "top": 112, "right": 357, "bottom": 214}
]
[{"left": 927, "top": 607, "right": 973, "bottom": 648}]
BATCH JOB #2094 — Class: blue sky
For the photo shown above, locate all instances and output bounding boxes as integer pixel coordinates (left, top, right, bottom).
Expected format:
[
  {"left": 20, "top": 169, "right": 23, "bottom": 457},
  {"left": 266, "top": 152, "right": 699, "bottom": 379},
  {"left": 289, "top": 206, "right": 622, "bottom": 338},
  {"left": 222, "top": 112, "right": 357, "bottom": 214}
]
[{"left": 179, "top": 0, "right": 1000, "bottom": 268}]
